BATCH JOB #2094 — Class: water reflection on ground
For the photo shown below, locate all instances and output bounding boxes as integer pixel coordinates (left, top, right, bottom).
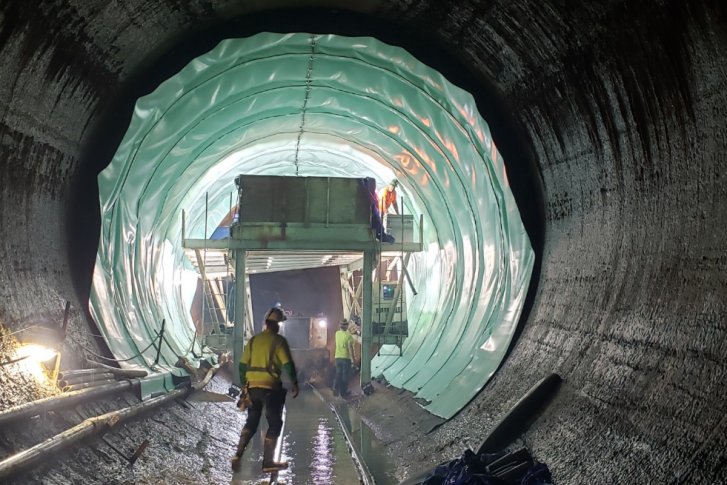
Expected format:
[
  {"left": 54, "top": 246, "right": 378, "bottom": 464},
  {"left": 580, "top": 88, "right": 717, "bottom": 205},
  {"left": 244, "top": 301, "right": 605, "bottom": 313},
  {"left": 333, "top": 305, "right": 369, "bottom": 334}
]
[
  {"left": 231, "top": 390, "right": 360, "bottom": 484},
  {"left": 333, "top": 403, "right": 399, "bottom": 485}
]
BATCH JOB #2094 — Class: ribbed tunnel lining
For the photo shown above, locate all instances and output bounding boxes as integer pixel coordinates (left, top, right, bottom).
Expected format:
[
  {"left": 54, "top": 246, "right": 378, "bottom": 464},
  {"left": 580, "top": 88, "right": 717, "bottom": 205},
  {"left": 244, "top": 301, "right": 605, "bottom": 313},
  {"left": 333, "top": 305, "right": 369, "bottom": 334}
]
[{"left": 90, "top": 33, "right": 534, "bottom": 417}]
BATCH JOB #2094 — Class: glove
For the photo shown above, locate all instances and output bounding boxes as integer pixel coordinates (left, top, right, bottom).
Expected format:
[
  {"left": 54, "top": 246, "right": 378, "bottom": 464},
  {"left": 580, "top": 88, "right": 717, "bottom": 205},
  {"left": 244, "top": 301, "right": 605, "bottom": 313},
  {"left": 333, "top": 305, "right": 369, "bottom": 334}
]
[{"left": 237, "top": 388, "right": 253, "bottom": 411}]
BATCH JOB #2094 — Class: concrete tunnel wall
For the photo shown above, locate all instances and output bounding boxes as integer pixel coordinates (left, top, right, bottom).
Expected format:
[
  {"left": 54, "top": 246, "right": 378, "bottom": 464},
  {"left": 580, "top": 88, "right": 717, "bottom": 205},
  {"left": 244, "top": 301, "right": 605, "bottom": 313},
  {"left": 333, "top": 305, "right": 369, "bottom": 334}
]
[{"left": 0, "top": 1, "right": 726, "bottom": 483}]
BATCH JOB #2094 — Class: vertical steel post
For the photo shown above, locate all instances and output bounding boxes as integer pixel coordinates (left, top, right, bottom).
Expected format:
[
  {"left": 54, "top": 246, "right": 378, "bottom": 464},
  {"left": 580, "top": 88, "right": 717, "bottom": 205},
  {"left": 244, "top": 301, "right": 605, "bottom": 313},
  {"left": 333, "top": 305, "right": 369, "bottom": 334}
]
[
  {"left": 340, "top": 267, "right": 351, "bottom": 321},
  {"left": 233, "top": 249, "right": 247, "bottom": 386},
  {"left": 244, "top": 273, "right": 255, "bottom": 340},
  {"left": 361, "top": 250, "right": 374, "bottom": 385},
  {"left": 51, "top": 352, "right": 61, "bottom": 382}
]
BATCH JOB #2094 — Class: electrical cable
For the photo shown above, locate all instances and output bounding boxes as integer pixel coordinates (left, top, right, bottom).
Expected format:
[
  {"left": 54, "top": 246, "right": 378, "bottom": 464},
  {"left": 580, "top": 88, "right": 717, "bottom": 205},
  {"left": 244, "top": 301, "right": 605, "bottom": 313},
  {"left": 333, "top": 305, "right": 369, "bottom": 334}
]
[
  {"left": 0, "top": 324, "right": 43, "bottom": 338},
  {"left": 67, "top": 332, "right": 161, "bottom": 363},
  {"left": 0, "top": 355, "right": 30, "bottom": 367},
  {"left": 1, "top": 324, "right": 138, "bottom": 341}
]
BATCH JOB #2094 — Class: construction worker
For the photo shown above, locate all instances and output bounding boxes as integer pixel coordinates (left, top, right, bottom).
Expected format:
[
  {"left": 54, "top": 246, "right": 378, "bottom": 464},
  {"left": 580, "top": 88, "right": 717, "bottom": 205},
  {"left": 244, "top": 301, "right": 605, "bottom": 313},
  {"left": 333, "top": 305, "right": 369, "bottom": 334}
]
[
  {"left": 359, "top": 177, "right": 395, "bottom": 243},
  {"left": 378, "top": 179, "right": 400, "bottom": 215},
  {"left": 232, "top": 307, "right": 299, "bottom": 473},
  {"left": 333, "top": 319, "right": 355, "bottom": 397}
]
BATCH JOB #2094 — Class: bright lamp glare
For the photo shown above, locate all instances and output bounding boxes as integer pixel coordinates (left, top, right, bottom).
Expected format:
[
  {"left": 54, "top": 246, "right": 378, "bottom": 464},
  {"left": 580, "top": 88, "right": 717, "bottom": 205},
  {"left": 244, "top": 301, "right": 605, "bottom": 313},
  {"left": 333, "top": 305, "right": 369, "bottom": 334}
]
[
  {"left": 18, "top": 344, "right": 57, "bottom": 362},
  {"left": 318, "top": 320, "right": 327, "bottom": 328}
]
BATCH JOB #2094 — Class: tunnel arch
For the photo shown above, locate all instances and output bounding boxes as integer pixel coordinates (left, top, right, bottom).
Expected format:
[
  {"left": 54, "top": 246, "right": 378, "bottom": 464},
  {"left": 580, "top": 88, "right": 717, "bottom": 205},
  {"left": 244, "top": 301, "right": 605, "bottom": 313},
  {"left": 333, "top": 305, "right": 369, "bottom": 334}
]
[
  {"left": 67, "top": 8, "right": 545, "bottom": 307},
  {"left": 88, "top": 32, "right": 535, "bottom": 417}
]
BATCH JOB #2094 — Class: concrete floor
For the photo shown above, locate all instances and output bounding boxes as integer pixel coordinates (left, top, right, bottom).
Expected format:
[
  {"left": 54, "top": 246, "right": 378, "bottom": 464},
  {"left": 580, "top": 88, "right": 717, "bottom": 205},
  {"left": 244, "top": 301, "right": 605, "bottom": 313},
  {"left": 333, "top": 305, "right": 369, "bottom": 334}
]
[
  {"left": 230, "top": 390, "right": 362, "bottom": 485},
  {"left": 0, "top": 377, "right": 373, "bottom": 485}
]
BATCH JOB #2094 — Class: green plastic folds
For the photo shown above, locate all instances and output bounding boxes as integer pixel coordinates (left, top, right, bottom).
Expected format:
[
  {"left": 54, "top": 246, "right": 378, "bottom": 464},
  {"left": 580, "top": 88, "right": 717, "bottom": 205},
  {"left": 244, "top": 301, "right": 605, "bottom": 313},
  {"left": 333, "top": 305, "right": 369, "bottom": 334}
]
[{"left": 91, "top": 33, "right": 534, "bottom": 415}]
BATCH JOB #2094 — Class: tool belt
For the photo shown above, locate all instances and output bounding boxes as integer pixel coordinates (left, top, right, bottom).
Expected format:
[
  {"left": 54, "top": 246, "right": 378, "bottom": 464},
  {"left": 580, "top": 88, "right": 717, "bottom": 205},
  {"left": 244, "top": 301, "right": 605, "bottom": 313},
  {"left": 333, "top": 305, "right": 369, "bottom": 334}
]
[{"left": 238, "top": 384, "right": 253, "bottom": 411}]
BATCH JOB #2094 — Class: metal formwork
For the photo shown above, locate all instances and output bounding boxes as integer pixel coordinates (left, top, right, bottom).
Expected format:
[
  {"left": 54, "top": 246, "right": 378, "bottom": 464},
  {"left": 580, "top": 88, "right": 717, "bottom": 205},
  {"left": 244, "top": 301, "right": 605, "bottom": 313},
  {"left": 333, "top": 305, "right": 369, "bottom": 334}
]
[{"left": 183, "top": 175, "right": 422, "bottom": 387}]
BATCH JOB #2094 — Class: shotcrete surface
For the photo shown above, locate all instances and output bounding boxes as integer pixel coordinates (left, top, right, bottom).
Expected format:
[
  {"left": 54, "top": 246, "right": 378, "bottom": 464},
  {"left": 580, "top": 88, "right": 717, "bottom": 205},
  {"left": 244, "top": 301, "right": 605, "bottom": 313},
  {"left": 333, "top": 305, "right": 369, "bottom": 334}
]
[{"left": 0, "top": 377, "right": 245, "bottom": 484}]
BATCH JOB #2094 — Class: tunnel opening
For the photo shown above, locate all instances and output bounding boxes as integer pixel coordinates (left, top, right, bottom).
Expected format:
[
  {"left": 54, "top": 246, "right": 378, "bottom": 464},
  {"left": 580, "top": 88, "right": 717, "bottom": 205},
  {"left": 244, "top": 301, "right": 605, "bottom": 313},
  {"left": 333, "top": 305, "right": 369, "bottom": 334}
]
[
  {"left": 68, "top": 7, "right": 545, "bottom": 312},
  {"left": 65, "top": 9, "right": 545, "bottom": 419},
  {"left": 83, "top": 31, "right": 535, "bottom": 418}
]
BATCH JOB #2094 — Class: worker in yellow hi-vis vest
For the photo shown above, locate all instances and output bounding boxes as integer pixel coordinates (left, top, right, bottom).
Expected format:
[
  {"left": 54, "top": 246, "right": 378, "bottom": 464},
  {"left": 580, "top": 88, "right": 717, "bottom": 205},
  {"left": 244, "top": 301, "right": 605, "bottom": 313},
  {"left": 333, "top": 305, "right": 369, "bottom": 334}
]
[
  {"left": 232, "top": 307, "right": 299, "bottom": 473},
  {"left": 333, "top": 319, "right": 355, "bottom": 397}
]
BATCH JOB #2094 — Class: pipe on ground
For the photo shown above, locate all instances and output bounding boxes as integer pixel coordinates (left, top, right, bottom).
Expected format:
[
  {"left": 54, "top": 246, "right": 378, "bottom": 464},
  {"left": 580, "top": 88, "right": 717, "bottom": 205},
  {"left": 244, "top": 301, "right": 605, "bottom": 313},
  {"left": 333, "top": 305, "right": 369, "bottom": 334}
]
[
  {"left": 192, "top": 365, "right": 218, "bottom": 391},
  {"left": 57, "top": 369, "right": 122, "bottom": 381},
  {"left": 0, "top": 386, "right": 190, "bottom": 480},
  {"left": 0, "top": 380, "right": 139, "bottom": 427},
  {"left": 57, "top": 369, "right": 106, "bottom": 380},
  {"left": 476, "top": 373, "right": 562, "bottom": 454},
  {"left": 59, "top": 372, "right": 115, "bottom": 387},
  {"left": 65, "top": 378, "right": 117, "bottom": 392},
  {"left": 83, "top": 360, "right": 149, "bottom": 378}
]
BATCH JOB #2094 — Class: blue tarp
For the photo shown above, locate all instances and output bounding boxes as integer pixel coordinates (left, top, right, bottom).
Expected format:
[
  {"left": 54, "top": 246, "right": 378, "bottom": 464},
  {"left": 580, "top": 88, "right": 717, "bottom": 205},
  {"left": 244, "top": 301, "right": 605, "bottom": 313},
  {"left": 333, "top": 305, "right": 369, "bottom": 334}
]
[{"left": 210, "top": 226, "right": 230, "bottom": 240}]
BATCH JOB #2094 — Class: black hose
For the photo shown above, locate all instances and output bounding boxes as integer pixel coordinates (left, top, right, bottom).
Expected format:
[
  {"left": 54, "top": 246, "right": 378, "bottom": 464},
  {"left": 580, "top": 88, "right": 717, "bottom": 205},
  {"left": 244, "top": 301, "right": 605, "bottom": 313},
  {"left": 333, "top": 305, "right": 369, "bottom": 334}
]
[{"left": 476, "top": 373, "right": 561, "bottom": 455}]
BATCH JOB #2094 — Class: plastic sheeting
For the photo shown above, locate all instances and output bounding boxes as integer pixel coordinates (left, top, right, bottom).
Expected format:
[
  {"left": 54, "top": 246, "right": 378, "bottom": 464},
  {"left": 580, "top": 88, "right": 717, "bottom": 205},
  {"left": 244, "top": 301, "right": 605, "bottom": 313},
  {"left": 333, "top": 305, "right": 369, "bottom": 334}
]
[{"left": 91, "top": 33, "right": 534, "bottom": 415}]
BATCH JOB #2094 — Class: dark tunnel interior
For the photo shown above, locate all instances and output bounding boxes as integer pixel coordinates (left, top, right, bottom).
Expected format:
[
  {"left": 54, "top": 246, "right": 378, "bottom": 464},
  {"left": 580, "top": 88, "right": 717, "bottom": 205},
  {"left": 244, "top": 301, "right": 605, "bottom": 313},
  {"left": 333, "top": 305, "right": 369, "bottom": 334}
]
[{"left": 1, "top": 1, "right": 726, "bottom": 483}]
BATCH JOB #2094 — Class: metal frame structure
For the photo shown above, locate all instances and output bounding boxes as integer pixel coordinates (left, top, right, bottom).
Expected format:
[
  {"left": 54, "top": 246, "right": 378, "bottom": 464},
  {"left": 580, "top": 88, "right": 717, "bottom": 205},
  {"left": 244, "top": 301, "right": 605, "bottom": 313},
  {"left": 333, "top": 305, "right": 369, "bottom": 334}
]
[
  {"left": 182, "top": 175, "right": 423, "bottom": 387},
  {"left": 187, "top": 249, "right": 256, "bottom": 354}
]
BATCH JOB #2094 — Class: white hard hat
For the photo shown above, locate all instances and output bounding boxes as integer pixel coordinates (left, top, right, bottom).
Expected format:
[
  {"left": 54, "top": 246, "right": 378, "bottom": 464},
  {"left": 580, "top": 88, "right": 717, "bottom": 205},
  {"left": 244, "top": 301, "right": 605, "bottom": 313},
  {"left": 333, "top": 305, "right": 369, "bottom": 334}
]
[{"left": 264, "top": 307, "right": 287, "bottom": 323}]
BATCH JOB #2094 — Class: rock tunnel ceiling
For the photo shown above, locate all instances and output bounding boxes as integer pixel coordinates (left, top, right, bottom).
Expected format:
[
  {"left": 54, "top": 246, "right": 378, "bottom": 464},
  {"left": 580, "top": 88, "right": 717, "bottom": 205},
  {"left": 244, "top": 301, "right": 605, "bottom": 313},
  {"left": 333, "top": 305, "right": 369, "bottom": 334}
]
[
  {"left": 91, "top": 33, "right": 534, "bottom": 417},
  {"left": 0, "top": 1, "right": 726, "bottom": 483}
]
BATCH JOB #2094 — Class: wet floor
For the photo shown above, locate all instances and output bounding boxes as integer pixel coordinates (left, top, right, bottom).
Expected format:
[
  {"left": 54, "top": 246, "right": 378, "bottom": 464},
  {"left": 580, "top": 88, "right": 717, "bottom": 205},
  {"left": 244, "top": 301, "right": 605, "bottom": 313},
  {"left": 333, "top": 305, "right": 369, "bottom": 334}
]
[
  {"left": 231, "top": 390, "right": 361, "bottom": 484},
  {"left": 333, "top": 403, "right": 399, "bottom": 485}
]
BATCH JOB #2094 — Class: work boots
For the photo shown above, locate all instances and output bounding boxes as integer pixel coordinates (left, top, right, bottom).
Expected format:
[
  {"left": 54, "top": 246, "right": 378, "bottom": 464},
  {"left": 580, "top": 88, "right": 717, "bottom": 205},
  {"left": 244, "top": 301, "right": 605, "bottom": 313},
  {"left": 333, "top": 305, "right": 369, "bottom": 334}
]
[
  {"left": 262, "top": 437, "right": 289, "bottom": 473},
  {"left": 231, "top": 429, "right": 253, "bottom": 472}
]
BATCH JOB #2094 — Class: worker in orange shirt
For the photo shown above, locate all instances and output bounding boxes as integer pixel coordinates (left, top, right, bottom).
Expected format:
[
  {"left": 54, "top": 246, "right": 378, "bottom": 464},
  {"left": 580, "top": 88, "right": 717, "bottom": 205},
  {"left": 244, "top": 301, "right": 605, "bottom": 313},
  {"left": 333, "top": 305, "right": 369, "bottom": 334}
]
[{"left": 378, "top": 179, "right": 400, "bottom": 215}]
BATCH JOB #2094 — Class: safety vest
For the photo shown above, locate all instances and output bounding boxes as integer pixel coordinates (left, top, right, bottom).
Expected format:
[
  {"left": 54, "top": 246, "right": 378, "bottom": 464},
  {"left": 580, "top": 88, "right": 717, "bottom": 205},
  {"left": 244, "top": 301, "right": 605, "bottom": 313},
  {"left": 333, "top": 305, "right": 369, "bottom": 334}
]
[{"left": 241, "top": 329, "right": 292, "bottom": 389}]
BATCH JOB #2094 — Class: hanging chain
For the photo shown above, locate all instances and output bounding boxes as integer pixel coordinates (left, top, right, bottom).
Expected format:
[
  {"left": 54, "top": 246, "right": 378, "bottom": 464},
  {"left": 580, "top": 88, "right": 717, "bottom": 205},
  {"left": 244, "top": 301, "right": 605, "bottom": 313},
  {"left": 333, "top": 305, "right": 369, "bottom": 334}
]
[{"left": 294, "top": 35, "right": 317, "bottom": 177}]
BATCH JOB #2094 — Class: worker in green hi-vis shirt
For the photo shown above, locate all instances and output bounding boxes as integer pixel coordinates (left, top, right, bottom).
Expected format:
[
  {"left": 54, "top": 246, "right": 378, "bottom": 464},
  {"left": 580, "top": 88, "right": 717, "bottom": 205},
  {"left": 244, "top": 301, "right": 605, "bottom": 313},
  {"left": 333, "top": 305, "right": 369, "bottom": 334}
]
[
  {"left": 232, "top": 307, "right": 299, "bottom": 473},
  {"left": 333, "top": 319, "right": 356, "bottom": 397}
]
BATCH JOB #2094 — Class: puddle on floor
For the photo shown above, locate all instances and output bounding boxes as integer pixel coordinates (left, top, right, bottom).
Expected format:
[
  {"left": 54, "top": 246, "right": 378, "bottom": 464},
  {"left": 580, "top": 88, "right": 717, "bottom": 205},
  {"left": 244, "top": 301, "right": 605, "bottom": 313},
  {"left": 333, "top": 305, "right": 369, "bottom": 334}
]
[
  {"left": 333, "top": 403, "right": 399, "bottom": 485},
  {"left": 231, "top": 390, "right": 360, "bottom": 484}
]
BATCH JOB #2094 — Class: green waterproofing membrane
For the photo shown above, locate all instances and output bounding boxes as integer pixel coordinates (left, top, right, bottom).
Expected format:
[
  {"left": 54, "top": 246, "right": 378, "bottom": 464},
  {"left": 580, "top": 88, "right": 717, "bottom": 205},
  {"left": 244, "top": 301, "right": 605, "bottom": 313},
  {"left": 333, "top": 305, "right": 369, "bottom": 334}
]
[{"left": 90, "top": 33, "right": 534, "bottom": 414}]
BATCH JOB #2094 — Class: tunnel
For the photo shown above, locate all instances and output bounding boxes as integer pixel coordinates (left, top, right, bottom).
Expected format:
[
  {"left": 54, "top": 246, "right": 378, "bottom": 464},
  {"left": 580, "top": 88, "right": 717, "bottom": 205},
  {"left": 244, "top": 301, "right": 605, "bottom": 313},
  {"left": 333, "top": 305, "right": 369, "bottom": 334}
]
[{"left": 1, "top": 1, "right": 726, "bottom": 484}]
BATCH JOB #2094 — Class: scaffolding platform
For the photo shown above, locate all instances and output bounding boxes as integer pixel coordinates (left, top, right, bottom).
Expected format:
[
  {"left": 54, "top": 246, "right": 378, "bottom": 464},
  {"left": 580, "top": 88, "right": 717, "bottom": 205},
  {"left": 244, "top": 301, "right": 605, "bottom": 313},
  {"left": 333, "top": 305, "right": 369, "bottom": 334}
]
[{"left": 182, "top": 175, "right": 423, "bottom": 387}]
